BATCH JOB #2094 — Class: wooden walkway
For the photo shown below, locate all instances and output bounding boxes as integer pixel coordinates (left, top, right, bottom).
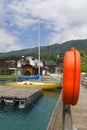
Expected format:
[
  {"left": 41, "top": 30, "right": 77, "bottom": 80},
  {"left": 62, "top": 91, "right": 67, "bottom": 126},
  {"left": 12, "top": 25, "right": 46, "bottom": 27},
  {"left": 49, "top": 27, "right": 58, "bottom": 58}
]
[
  {"left": 0, "top": 86, "right": 43, "bottom": 108},
  {"left": 71, "top": 84, "right": 87, "bottom": 130},
  {"left": 47, "top": 93, "right": 63, "bottom": 130},
  {"left": 47, "top": 83, "right": 87, "bottom": 130}
]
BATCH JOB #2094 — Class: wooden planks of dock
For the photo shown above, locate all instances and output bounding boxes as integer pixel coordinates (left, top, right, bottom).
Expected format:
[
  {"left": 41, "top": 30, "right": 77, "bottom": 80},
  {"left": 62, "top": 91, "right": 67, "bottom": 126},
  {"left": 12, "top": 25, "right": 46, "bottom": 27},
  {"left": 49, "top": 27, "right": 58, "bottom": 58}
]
[
  {"left": 47, "top": 93, "right": 63, "bottom": 130},
  {"left": 0, "top": 86, "right": 43, "bottom": 108},
  {"left": 71, "top": 84, "right": 87, "bottom": 130},
  {"left": 47, "top": 93, "right": 72, "bottom": 130},
  {"left": 47, "top": 83, "right": 87, "bottom": 130}
]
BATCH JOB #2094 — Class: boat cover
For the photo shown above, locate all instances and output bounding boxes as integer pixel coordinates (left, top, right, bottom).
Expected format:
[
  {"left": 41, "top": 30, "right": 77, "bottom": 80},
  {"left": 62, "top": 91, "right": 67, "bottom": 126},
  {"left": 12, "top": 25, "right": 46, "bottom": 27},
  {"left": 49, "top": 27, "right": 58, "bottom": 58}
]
[{"left": 18, "top": 74, "right": 40, "bottom": 80}]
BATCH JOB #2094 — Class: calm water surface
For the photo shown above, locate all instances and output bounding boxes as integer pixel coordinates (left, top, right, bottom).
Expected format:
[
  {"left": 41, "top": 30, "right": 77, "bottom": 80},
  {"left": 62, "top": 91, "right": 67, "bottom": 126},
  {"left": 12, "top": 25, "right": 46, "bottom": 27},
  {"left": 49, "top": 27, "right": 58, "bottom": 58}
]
[{"left": 0, "top": 81, "right": 60, "bottom": 130}]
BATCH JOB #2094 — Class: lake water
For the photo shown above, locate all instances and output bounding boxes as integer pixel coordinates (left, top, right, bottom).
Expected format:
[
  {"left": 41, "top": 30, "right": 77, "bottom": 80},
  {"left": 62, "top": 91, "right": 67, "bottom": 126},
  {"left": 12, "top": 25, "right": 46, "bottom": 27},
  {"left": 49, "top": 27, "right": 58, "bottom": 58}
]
[{"left": 0, "top": 81, "right": 60, "bottom": 130}]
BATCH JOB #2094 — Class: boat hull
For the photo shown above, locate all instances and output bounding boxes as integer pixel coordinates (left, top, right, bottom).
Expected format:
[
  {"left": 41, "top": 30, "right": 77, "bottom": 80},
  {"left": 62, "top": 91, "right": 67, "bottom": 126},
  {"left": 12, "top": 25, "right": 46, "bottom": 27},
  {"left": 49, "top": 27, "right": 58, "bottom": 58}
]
[{"left": 6, "top": 82, "right": 59, "bottom": 90}]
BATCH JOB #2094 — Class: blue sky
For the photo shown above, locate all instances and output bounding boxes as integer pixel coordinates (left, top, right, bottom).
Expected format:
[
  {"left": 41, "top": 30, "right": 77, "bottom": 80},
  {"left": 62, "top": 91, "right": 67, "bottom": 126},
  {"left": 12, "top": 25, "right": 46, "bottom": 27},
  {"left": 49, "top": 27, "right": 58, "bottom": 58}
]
[{"left": 0, "top": 0, "right": 87, "bottom": 52}]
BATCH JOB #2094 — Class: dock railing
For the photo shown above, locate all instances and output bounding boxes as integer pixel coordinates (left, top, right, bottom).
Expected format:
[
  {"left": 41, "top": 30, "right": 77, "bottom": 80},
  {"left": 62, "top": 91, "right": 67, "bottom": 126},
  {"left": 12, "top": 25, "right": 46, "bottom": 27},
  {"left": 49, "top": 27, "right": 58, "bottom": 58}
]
[{"left": 81, "top": 77, "right": 87, "bottom": 87}]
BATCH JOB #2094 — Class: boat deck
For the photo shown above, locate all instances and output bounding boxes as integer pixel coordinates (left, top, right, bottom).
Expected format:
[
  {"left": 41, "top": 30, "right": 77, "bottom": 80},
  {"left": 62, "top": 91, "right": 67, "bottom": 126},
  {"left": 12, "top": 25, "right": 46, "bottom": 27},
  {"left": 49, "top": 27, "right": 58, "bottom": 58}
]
[{"left": 0, "top": 86, "right": 43, "bottom": 108}]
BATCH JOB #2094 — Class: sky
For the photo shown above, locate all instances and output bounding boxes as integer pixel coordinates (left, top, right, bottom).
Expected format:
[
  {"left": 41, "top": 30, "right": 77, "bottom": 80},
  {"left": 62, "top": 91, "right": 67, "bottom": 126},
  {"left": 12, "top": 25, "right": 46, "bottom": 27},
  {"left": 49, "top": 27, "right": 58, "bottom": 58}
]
[{"left": 0, "top": 0, "right": 87, "bottom": 52}]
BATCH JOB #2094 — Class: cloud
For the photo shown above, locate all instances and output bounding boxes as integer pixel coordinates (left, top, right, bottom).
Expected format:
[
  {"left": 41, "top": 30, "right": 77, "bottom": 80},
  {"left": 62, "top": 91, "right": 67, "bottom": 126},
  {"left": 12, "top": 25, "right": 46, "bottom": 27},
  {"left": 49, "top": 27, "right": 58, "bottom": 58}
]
[
  {"left": 47, "top": 25, "right": 87, "bottom": 45},
  {"left": 0, "top": 0, "right": 6, "bottom": 28},
  {"left": 1, "top": 0, "right": 87, "bottom": 52},
  {"left": 13, "top": 15, "right": 36, "bottom": 29},
  {"left": 0, "top": 1, "right": 21, "bottom": 52},
  {"left": 0, "top": 29, "right": 23, "bottom": 52},
  {"left": 7, "top": 1, "right": 87, "bottom": 30},
  {"left": 7, "top": 0, "right": 87, "bottom": 25}
]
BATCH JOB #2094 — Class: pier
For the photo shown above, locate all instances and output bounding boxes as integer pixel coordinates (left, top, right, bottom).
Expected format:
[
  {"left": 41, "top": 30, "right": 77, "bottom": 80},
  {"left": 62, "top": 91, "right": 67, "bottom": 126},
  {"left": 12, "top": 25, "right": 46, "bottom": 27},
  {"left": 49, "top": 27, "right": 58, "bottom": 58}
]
[
  {"left": 0, "top": 79, "right": 87, "bottom": 129},
  {"left": 71, "top": 84, "right": 87, "bottom": 130},
  {"left": 47, "top": 83, "right": 87, "bottom": 130},
  {"left": 0, "top": 86, "right": 43, "bottom": 108}
]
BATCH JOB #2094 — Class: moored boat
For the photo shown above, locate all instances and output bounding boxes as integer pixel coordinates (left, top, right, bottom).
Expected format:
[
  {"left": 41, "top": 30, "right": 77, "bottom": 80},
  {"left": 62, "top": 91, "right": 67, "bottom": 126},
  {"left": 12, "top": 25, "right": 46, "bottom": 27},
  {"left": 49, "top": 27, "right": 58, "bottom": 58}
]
[{"left": 6, "top": 80, "right": 59, "bottom": 90}]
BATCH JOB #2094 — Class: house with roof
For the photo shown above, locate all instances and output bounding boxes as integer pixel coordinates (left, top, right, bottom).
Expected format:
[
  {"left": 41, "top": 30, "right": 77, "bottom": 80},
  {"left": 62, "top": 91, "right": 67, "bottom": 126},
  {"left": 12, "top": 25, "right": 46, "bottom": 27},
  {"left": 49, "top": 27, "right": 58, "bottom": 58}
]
[
  {"left": 17, "top": 56, "right": 43, "bottom": 75},
  {"left": 0, "top": 60, "right": 17, "bottom": 75},
  {"left": 44, "top": 60, "right": 58, "bottom": 73},
  {"left": 0, "top": 61, "right": 8, "bottom": 74}
]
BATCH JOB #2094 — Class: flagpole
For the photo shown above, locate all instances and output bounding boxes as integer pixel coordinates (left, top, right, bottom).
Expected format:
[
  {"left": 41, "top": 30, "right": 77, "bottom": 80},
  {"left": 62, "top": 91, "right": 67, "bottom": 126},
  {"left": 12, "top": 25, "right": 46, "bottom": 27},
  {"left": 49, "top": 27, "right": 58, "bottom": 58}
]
[{"left": 38, "top": 17, "right": 40, "bottom": 79}]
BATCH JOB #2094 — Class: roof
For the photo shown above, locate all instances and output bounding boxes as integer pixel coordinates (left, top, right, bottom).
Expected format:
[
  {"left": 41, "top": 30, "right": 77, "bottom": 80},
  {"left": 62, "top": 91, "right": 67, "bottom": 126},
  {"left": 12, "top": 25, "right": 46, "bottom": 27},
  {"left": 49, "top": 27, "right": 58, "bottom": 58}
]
[
  {"left": 44, "top": 60, "right": 58, "bottom": 66},
  {"left": 17, "top": 56, "right": 43, "bottom": 67}
]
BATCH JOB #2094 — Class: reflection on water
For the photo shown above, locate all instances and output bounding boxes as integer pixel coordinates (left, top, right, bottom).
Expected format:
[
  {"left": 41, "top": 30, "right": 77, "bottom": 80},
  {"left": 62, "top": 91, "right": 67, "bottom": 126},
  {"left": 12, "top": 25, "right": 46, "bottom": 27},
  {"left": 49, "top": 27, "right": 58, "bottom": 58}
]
[
  {"left": 0, "top": 81, "right": 60, "bottom": 130},
  {"left": 43, "top": 89, "right": 60, "bottom": 95}
]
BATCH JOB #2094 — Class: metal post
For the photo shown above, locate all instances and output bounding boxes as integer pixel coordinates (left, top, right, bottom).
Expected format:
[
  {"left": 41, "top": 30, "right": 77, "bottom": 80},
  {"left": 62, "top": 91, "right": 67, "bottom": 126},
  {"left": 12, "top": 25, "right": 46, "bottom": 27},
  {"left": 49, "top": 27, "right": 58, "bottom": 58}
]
[{"left": 38, "top": 17, "right": 40, "bottom": 79}]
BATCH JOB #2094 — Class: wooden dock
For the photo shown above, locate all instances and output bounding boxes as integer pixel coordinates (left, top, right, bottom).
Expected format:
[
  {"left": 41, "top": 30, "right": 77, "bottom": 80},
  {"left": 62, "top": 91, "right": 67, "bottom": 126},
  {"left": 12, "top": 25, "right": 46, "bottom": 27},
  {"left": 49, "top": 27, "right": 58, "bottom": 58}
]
[
  {"left": 47, "top": 93, "right": 63, "bottom": 130},
  {"left": 47, "top": 83, "right": 87, "bottom": 130},
  {"left": 0, "top": 86, "right": 43, "bottom": 108},
  {"left": 71, "top": 84, "right": 87, "bottom": 130}
]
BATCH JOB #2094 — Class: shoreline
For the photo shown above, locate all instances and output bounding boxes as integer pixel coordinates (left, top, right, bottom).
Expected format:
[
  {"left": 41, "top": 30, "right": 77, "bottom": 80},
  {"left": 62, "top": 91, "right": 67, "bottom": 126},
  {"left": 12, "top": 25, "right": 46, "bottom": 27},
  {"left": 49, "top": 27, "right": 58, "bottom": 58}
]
[{"left": 0, "top": 78, "right": 16, "bottom": 81}]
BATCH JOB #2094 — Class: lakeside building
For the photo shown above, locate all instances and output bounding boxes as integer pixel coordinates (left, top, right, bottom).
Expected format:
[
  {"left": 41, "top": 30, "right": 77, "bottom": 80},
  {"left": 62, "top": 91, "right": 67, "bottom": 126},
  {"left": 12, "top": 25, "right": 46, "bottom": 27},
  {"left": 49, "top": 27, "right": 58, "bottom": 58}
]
[
  {"left": 0, "top": 56, "right": 60, "bottom": 75},
  {"left": 17, "top": 56, "right": 43, "bottom": 75},
  {"left": 44, "top": 60, "right": 58, "bottom": 73},
  {"left": 0, "top": 60, "right": 17, "bottom": 75}
]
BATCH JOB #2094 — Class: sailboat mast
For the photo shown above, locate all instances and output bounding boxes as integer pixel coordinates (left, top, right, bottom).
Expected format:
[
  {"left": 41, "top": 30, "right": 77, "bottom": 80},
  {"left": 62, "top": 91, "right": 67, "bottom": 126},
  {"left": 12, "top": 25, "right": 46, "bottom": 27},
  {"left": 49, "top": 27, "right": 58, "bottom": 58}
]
[{"left": 38, "top": 17, "right": 40, "bottom": 77}]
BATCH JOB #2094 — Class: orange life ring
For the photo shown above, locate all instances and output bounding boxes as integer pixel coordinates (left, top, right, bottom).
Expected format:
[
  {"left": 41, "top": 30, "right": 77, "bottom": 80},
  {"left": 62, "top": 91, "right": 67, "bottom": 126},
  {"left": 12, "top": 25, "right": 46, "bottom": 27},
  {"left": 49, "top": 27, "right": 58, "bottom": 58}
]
[{"left": 62, "top": 47, "right": 81, "bottom": 105}]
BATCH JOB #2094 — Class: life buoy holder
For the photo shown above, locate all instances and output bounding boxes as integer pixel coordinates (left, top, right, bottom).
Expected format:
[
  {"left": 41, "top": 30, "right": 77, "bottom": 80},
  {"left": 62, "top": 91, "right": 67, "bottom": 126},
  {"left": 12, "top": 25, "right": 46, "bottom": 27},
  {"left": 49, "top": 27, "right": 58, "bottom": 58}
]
[{"left": 62, "top": 47, "right": 81, "bottom": 105}]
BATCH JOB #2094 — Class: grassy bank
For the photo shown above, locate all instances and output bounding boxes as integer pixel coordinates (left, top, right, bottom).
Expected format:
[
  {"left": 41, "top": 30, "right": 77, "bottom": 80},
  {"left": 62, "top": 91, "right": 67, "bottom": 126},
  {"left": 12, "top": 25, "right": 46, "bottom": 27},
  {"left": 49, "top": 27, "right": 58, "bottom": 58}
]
[
  {"left": 0, "top": 75, "right": 57, "bottom": 80},
  {"left": 41, "top": 76, "right": 58, "bottom": 82},
  {"left": 0, "top": 74, "right": 18, "bottom": 79},
  {"left": 0, "top": 74, "right": 61, "bottom": 85}
]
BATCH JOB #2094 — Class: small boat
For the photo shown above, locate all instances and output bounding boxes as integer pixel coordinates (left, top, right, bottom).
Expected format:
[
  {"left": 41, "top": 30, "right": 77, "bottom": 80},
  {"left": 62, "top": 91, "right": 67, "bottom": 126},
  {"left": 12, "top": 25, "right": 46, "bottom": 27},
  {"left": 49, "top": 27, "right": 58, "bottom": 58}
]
[
  {"left": 6, "top": 74, "right": 59, "bottom": 90},
  {"left": 6, "top": 81, "right": 59, "bottom": 90}
]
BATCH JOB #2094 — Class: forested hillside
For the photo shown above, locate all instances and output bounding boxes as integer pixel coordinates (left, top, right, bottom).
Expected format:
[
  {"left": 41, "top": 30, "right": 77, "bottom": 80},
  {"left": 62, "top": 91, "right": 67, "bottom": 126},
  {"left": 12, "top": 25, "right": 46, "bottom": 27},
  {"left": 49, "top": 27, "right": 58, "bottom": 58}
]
[{"left": 0, "top": 39, "right": 87, "bottom": 59}]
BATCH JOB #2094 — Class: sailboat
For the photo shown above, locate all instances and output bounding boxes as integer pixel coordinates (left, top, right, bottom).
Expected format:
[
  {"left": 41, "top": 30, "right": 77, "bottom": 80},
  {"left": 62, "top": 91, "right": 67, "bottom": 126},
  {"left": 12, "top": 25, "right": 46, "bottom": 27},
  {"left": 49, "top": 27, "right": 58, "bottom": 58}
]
[
  {"left": 6, "top": 18, "right": 60, "bottom": 90},
  {"left": 6, "top": 79, "right": 59, "bottom": 90}
]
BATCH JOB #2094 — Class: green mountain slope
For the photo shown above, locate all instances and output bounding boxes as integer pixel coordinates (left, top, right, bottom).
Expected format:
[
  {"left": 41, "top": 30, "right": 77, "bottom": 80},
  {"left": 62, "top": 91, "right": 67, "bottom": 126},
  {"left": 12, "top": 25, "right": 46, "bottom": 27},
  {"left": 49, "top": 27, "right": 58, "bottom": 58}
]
[{"left": 0, "top": 39, "right": 87, "bottom": 57}]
